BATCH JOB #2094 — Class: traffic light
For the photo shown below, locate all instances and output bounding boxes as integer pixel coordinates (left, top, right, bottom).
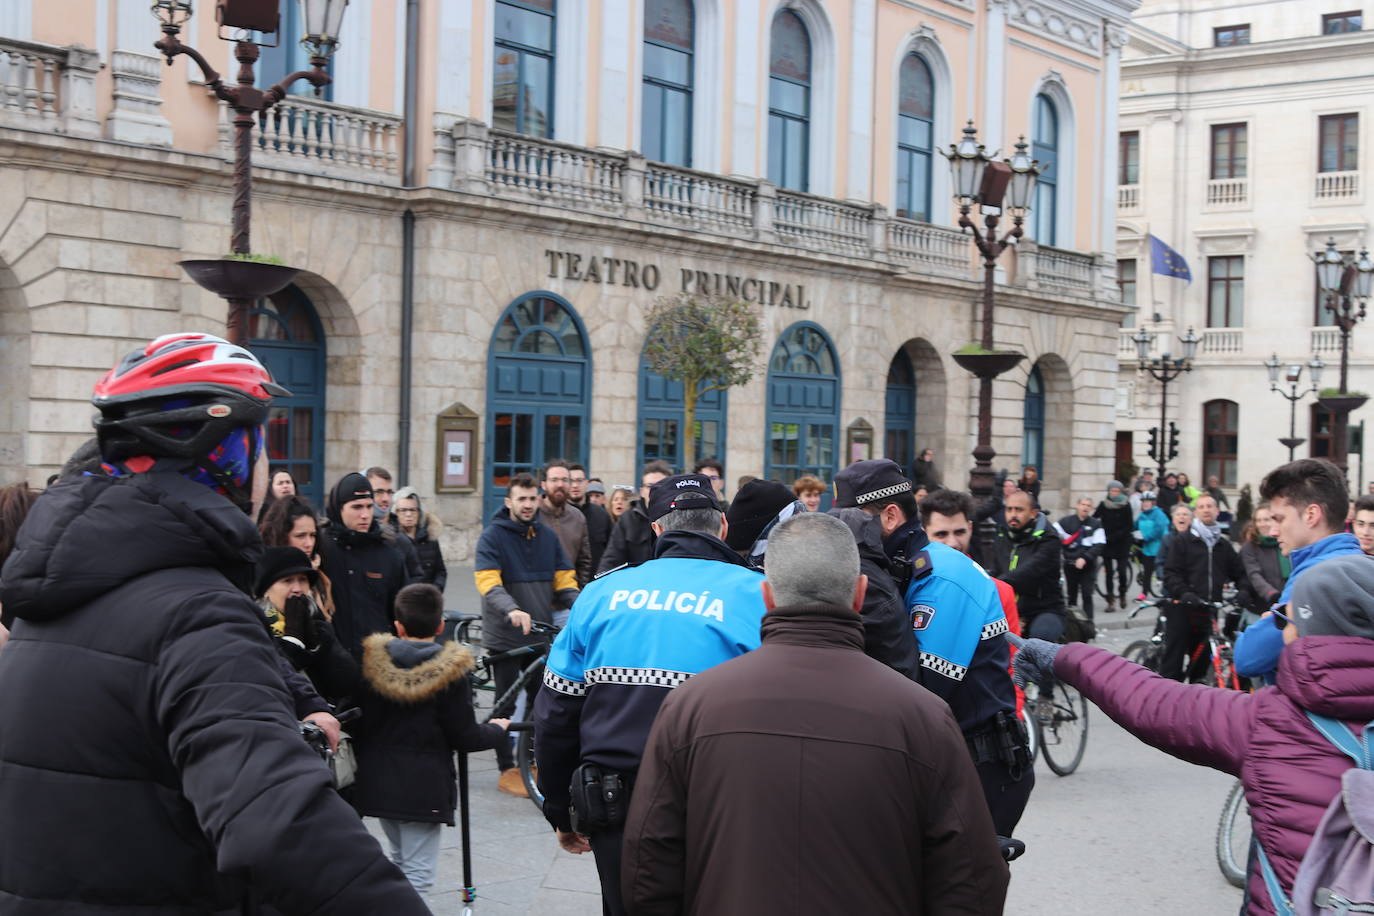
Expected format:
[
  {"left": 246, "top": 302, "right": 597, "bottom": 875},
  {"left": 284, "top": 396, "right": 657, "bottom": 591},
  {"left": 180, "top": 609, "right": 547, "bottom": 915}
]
[
  {"left": 1147, "top": 426, "right": 1160, "bottom": 464},
  {"left": 1168, "top": 421, "right": 1181, "bottom": 462}
]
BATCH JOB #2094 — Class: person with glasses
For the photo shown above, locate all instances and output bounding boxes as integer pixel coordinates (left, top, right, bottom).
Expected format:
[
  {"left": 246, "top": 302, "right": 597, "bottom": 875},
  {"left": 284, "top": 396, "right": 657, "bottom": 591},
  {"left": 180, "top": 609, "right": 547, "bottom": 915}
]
[
  {"left": 598, "top": 461, "right": 673, "bottom": 574},
  {"left": 567, "top": 462, "right": 612, "bottom": 574},
  {"left": 693, "top": 457, "right": 730, "bottom": 511},
  {"left": 365, "top": 465, "right": 424, "bottom": 582},
  {"left": 537, "top": 459, "right": 593, "bottom": 587},
  {"left": 392, "top": 486, "right": 447, "bottom": 591}
]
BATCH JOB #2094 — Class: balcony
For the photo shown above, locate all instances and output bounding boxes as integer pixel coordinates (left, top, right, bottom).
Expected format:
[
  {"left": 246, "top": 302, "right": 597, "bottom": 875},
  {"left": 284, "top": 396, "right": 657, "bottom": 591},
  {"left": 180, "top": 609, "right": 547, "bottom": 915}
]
[
  {"left": 217, "top": 95, "right": 403, "bottom": 182},
  {"left": 1312, "top": 326, "right": 1342, "bottom": 353},
  {"left": 1205, "top": 178, "right": 1248, "bottom": 208},
  {"left": 1315, "top": 170, "right": 1360, "bottom": 201},
  {"left": 0, "top": 38, "right": 100, "bottom": 138},
  {"left": 1200, "top": 328, "right": 1243, "bottom": 354},
  {"left": 1118, "top": 184, "right": 1140, "bottom": 213},
  {"left": 436, "top": 121, "right": 1103, "bottom": 293}
]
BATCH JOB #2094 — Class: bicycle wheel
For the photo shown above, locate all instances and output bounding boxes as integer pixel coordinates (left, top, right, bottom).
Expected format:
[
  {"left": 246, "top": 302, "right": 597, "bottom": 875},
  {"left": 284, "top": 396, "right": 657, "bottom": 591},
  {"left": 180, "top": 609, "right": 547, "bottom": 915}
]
[
  {"left": 1214, "top": 780, "right": 1250, "bottom": 889},
  {"left": 516, "top": 728, "right": 544, "bottom": 812},
  {"left": 1037, "top": 681, "right": 1089, "bottom": 776},
  {"left": 1122, "top": 639, "right": 1159, "bottom": 672},
  {"left": 1019, "top": 702, "right": 1038, "bottom": 764}
]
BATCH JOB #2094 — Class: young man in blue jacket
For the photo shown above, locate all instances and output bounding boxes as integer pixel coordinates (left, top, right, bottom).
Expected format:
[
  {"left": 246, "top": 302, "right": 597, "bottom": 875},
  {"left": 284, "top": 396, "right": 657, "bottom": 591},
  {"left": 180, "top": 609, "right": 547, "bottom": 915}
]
[{"left": 533, "top": 473, "right": 767, "bottom": 916}]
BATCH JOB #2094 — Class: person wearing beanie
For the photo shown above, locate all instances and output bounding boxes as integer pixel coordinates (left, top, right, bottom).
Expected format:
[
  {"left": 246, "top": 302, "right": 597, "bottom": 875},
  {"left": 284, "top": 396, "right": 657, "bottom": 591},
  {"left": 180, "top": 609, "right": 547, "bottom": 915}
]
[
  {"left": 1010, "top": 553, "right": 1374, "bottom": 913},
  {"left": 0, "top": 334, "right": 428, "bottom": 913},
  {"left": 725, "top": 478, "right": 803, "bottom": 562},
  {"left": 255, "top": 545, "right": 359, "bottom": 702},
  {"left": 317, "top": 471, "right": 412, "bottom": 658},
  {"left": 1094, "top": 480, "right": 1136, "bottom": 612}
]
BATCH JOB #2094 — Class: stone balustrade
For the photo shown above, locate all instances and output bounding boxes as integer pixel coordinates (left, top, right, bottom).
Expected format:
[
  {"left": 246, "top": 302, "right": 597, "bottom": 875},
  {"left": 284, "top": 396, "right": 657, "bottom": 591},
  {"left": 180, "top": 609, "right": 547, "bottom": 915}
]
[
  {"left": 1200, "top": 327, "right": 1244, "bottom": 354},
  {"left": 1315, "top": 170, "right": 1359, "bottom": 200},
  {"left": 0, "top": 38, "right": 100, "bottom": 138},
  {"left": 1312, "top": 326, "right": 1342, "bottom": 353},
  {"left": 1206, "top": 177, "right": 1248, "bottom": 208},
  {"left": 435, "top": 120, "right": 1109, "bottom": 298},
  {"left": 1118, "top": 184, "right": 1140, "bottom": 212},
  {"left": 219, "top": 94, "right": 402, "bottom": 181}
]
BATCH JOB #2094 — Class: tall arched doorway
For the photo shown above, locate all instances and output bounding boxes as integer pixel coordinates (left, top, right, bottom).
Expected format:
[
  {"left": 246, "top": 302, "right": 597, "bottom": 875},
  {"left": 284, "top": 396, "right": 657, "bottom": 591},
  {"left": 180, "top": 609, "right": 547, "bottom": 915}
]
[
  {"left": 766, "top": 321, "right": 840, "bottom": 501},
  {"left": 485, "top": 292, "right": 592, "bottom": 519},
  {"left": 1022, "top": 364, "right": 1045, "bottom": 478},
  {"left": 248, "top": 285, "right": 327, "bottom": 509},
  {"left": 884, "top": 349, "right": 915, "bottom": 471},
  {"left": 637, "top": 355, "right": 727, "bottom": 477}
]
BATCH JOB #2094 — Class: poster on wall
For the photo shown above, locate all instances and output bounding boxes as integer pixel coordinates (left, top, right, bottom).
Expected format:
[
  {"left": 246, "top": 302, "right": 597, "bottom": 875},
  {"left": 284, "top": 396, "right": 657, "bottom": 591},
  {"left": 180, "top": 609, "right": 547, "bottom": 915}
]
[
  {"left": 441, "top": 429, "right": 472, "bottom": 489},
  {"left": 435, "top": 402, "right": 480, "bottom": 494}
]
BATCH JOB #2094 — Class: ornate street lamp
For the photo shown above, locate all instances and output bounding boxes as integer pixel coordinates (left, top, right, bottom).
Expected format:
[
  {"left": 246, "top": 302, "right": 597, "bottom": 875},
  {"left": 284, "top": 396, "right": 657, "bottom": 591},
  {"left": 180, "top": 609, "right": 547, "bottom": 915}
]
[
  {"left": 153, "top": 0, "right": 348, "bottom": 344},
  {"left": 1311, "top": 237, "right": 1373, "bottom": 480},
  {"left": 940, "top": 124, "right": 1041, "bottom": 502},
  {"left": 1133, "top": 325, "right": 1198, "bottom": 471},
  {"left": 1265, "top": 353, "right": 1323, "bottom": 461}
]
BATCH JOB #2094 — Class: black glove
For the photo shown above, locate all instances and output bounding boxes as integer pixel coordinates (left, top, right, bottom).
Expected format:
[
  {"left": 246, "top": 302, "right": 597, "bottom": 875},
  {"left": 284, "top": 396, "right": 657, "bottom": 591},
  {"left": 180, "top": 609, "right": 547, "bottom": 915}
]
[
  {"left": 283, "top": 595, "right": 319, "bottom": 651},
  {"left": 1181, "top": 592, "right": 1202, "bottom": 606},
  {"left": 1006, "top": 633, "right": 1062, "bottom": 688}
]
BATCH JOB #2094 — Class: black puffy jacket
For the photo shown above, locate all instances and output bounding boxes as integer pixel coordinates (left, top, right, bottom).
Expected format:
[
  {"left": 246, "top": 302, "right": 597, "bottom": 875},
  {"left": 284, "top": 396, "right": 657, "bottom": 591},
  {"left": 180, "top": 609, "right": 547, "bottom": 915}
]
[
  {"left": 985, "top": 512, "right": 1066, "bottom": 621},
  {"left": 0, "top": 471, "right": 425, "bottom": 914},
  {"left": 829, "top": 508, "right": 921, "bottom": 682},
  {"left": 319, "top": 479, "right": 411, "bottom": 658}
]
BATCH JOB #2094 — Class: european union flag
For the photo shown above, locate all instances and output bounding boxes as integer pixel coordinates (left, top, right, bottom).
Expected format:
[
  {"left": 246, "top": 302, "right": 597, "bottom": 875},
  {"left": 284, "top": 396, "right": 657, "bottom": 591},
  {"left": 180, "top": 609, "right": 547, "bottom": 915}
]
[{"left": 1149, "top": 235, "right": 1192, "bottom": 283}]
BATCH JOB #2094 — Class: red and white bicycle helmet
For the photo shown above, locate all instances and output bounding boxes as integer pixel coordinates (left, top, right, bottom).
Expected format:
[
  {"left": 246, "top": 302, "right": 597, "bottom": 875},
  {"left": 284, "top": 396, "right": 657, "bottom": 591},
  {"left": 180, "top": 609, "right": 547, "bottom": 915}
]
[{"left": 92, "top": 333, "right": 291, "bottom": 463}]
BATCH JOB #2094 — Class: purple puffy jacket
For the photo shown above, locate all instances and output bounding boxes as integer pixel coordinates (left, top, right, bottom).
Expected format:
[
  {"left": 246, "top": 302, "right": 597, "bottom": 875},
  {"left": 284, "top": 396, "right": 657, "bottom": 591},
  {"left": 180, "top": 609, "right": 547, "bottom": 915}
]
[{"left": 1056, "top": 636, "right": 1374, "bottom": 914}]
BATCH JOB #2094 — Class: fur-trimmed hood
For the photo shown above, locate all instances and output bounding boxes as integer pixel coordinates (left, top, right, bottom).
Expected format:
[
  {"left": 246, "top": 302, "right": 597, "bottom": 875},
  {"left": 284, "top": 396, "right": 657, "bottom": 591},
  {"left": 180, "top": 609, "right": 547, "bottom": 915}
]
[{"left": 361, "top": 633, "right": 475, "bottom": 703}]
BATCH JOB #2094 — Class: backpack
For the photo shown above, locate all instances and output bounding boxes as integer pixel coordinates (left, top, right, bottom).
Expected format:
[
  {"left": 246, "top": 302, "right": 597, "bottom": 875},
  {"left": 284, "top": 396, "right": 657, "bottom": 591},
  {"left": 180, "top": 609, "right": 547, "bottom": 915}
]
[{"left": 1256, "top": 712, "right": 1374, "bottom": 915}]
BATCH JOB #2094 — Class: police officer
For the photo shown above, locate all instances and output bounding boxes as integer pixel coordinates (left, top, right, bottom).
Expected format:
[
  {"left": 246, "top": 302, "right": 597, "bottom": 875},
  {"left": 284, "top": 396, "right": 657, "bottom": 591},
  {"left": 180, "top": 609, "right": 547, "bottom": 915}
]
[
  {"left": 532, "top": 473, "right": 767, "bottom": 916},
  {"left": 832, "top": 459, "right": 1033, "bottom": 836}
]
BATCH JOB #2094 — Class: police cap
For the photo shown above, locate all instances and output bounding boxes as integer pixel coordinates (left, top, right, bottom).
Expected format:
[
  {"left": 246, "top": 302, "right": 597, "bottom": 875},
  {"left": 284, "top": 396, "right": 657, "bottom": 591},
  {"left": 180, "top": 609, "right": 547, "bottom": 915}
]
[
  {"left": 832, "top": 459, "right": 912, "bottom": 509},
  {"left": 647, "top": 473, "right": 722, "bottom": 521}
]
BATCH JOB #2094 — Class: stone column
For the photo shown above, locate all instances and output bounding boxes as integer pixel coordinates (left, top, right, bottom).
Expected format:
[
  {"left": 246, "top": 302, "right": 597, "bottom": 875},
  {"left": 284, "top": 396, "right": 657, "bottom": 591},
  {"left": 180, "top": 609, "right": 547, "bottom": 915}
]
[
  {"left": 451, "top": 118, "right": 491, "bottom": 194},
  {"left": 846, "top": 0, "right": 876, "bottom": 201},
  {"left": 106, "top": 50, "right": 173, "bottom": 145},
  {"left": 1097, "top": 25, "right": 1127, "bottom": 299},
  {"left": 428, "top": 112, "right": 459, "bottom": 188},
  {"left": 982, "top": 0, "right": 1008, "bottom": 151},
  {"left": 61, "top": 45, "right": 101, "bottom": 138}
]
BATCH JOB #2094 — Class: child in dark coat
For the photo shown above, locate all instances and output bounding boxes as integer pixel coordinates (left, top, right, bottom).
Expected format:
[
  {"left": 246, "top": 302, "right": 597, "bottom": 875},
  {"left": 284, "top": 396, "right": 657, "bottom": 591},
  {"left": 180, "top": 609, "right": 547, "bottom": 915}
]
[{"left": 350, "top": 584, "right": 509, "bottom": 892}]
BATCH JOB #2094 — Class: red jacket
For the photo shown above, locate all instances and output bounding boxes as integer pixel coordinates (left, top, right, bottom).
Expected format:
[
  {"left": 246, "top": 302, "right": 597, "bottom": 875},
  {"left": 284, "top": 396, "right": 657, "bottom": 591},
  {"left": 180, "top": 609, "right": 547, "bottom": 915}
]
[
  {"left": 993, "top": 578, "right": 1024, "bottom": 718},
  {"left": 1056, "top": 636, "right": 1374, "bottom": 913}
]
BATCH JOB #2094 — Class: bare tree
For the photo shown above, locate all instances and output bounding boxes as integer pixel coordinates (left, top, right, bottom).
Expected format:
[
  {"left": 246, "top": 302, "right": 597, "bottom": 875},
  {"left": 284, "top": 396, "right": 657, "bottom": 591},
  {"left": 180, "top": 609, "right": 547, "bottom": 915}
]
[{"left": 642, "top": 293, "right": 762, "bottom": 470}]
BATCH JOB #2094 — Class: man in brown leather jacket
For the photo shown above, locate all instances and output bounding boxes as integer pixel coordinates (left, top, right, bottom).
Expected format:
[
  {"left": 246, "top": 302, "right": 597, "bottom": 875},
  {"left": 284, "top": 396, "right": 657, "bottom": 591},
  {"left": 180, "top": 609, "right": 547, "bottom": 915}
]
[{"left": 621, "top": 512, "right": 1008, "bottom": 915}]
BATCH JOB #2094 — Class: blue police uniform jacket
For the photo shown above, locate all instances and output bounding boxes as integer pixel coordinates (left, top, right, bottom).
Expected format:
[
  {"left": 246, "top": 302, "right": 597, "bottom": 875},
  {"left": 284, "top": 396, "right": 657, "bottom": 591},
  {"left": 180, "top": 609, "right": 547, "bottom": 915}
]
[
  {"left": 532, "top": 529, "right": 766, "bottom": 832},
  {"left": 886, "top": 521, "right": 1015, "bottom": 734}
]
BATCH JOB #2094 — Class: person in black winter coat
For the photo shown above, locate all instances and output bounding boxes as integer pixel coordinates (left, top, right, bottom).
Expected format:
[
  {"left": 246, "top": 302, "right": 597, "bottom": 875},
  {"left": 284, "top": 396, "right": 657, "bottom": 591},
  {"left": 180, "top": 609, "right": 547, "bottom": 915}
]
[
  {"left": 0, "top": 333, "right": 425, "bottom": 914},
  {"left": 351, "top": 584, "right": 509, "bottom": 892},
  {"left": 318, "top": 472, "right": 411, "bottom": 658},
  {"left": 1094, "top": 481, "right": 1135, "bottom": 612},
  {"left": 255, "top": 546, "right": 359, "bottom": 702},
  {"left": 1161, "top": 494, "right": 1244, "bottom": 680},
  {"left": 830, "top": 507, "right": 922, "bottom": 682},
  {"left": 985, "top": 490, "right": 1066, "bottom": 641},
  {"left": 1056, "top": 496, "right": 1106, "bottom": 619},
  {"left": 392, "top": 486, "right": 448, "bottom": 591}
]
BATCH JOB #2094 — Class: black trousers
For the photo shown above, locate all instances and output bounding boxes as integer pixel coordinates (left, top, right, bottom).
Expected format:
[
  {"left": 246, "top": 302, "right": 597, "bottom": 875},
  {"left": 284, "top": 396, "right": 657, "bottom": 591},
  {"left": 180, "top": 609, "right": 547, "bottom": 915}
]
[
  {"left": 1102, "top": 554, "right": 1131, "bottom": 602},
  {"left": 1159, "top": 604, "right": 1210, "bottom": 681},
  {"left": 975, "top": 758, "right": 1036, "bottom": 836},
  {"left": 1140, "top": 556, "right": 1158, "bottom": 596},
  {"left": 589, "top": 828, "right": 629, "bottom": 916},
  {"left": 1063, "top": 561, "right": 1096, "bottom": 618},
  {"left": 490, "top": 653, "right": 540, "bottom": 770}
]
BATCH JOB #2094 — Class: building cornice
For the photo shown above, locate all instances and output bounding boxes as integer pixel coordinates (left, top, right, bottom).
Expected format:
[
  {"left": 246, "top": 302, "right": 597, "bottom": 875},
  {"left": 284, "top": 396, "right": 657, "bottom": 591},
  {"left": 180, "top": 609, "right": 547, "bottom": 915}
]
[{"left": 1123, "top": 29, "right": 1374, "bottom": 77}]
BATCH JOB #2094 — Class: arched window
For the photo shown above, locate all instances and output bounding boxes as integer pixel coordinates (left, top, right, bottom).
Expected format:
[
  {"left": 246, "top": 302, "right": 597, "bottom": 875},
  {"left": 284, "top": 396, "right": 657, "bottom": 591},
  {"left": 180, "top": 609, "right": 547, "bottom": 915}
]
[
  {"left": 637, "top": 356, "right": 727, "bottom": 476},
  {"left": 1203, "top": 399, "right": 1239, "bottom": 486},
  {"left": 248, "top": 285, "right": 327, "bottom": 509},
  {"left": 493, "top": 0, "right": 556, "bottom": 137},
  {"left": 766, "top": 322, "right": 840, "bottom": 499},
  {"left": 1032, "top": 93, "right": 1058, "bottom": 246},
  {"left": 896, "top": 54, "right": 934, "bottom": 221},
  {"left": 884, "top": 349, "right": 916, "bottom": 469},
  {"left": 768, "top": 10, "right": 811, "bottom": 192},
  {"left": 642, "top": 0, "right": 693, "bottom": 166},
  {"left": 486, "top": 293, "right": 591, "bottom": 518},
  {"left": 1023, "top": 365, "right": 1045, "bottom": 476}
]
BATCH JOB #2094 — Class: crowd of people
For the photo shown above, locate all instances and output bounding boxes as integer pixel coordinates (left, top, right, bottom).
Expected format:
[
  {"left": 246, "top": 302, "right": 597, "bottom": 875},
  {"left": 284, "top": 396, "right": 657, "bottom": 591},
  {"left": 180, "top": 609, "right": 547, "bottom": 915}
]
[{"left": 1, "top": 334, "right": 1373, "bottom": 915}]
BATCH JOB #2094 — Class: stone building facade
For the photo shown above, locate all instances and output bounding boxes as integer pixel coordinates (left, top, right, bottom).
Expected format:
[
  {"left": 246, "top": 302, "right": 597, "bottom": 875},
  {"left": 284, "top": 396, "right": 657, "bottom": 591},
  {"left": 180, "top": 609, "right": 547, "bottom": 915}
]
[
  {"left": 1116, "top": 0, "right": 1374, "bottom": 494},
  {"left": 0, "top": 0, "right": 1132, "bottom": 562}
]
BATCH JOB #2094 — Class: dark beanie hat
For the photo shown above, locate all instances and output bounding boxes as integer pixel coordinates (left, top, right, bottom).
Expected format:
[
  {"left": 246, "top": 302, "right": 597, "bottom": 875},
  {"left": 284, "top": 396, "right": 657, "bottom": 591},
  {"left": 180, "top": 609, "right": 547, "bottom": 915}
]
[
  {"left": 1290, "top": 554, "right": 1374, "bottom": 639},
  {"left": 725, "top": 479, "right": 797, "bottom": 550},
  {"left": 327, "top": 472, "right": 373, "bottom": 524},
  {"left": 254, "top": 546, "right": 320, "bottom": 598}
]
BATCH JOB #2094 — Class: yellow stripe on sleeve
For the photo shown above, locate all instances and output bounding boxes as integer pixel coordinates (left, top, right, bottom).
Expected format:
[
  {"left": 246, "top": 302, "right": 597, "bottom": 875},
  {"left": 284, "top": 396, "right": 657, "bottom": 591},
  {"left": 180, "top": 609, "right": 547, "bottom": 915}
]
[
  {"left": 474, "top": 568, "right": 504, "bottom": 596},
  {"left": 553, "top": 569, "right": 578, "bottom": 592}
]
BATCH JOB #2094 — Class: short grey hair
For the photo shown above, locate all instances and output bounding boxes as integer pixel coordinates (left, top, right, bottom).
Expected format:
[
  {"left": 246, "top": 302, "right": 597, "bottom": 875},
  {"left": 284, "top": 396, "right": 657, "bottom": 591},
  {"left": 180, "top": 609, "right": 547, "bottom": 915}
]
[
  {"left": 764, "top": 512, "right": 860, "bottom": 608},
  {"left": 655, "top": 506, "right": 722, "bottom": 535}
]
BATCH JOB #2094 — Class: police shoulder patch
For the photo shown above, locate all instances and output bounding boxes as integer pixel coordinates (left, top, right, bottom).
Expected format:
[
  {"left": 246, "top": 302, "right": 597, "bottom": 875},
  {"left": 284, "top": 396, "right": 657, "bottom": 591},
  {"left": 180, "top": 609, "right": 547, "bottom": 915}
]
[
  {"left": 910, "top": 604, "right": 936, "bottom": 631},
  {"left": 909, "top": 549, "right": 934, "bottom": 581}
]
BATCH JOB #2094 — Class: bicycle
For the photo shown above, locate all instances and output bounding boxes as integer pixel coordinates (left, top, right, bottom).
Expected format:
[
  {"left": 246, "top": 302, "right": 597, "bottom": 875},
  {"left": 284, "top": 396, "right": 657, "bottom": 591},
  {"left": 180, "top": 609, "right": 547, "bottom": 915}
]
[
  {"left": 1021, "top": 677, "right": 1089, "bottom": 776},
  {"left": 450, "top": 613, "right": 562, "bottom": 812},
  {"left": 1121, "top": 599, "right": 1243, "bottom": 689},
  {"left": 1214, "top": 779, "right": 1250, "bottom": 889}
]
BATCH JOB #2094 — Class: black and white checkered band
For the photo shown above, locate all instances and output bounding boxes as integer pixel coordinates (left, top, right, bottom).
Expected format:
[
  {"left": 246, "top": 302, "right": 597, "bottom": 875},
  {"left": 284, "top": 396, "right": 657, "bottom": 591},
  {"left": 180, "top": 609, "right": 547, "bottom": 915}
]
[
  {"left": 855, "top": 481, "right": 913, "bottom": 504},
  {"left": 981, "top": 618, "right": 1010, "bottom": 640},
  {"left": 543, "top": 669, "right": 588, "bottom": 696},
  {"left": 920, "top": 653, "right": 968, "bottom": 682},
  {"left": 585, "top": 666, "right": 695, "bottom": 689}
]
